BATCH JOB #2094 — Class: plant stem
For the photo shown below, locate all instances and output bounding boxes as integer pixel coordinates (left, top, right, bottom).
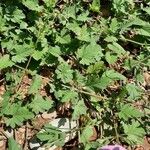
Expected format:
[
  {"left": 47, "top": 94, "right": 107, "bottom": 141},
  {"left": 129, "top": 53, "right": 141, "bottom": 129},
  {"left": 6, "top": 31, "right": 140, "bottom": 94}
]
[
  {"left": 77, "top": 120, "right": 80, "bottom": 144},
  {"left": 14, "top": 64, "right": 107, "bottom": 100},
  {"left": 23, "top": 123, "right": 28, "bottom": 150},
  {"left": 62, "top": 84, "right": 106, "bottom": 100},
  {"left": 114, "top": 122, "right": 120, "bottom": 144},
  {"left": 0, "top": 131, "right": 9, "bottom": 139},
  {"left": 120, "top": 37, "right": 150, "bottom": 46},
  {"left": 112, "top": 112, "right": 120, "bottom": 144},
  {"left": 15, "top": 56, "right": 32, "bottom": 92}
]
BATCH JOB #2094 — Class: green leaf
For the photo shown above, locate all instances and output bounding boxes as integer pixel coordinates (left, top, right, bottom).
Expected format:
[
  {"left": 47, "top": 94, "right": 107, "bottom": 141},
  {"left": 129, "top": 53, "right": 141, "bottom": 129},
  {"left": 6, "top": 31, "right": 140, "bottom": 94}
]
[
  {"left": 12, "top": 44, "right": 34, "bottom": 63},
  {"left": 62, "top": 5, "right": 76, "bottom": 19},
  {"left": 10, "top": 8, "right": 25, "bottom": 23},
  {"left": 8, "top": 137, "right": 21, "bottom": 150},
  {"left": 136, "top": 72, "right": 144, "bottom": 84},
  {"left": 20, "top": 21, "right": 28, "bottom": 29},
  {"left": 0, "top": 54, "right": 14, "bottom": 69},
  {"left": 74, "top": 70, "right": 86, "bottom": 87},
  {"left": 66, "top": 23, "right": 90, "bottom": 42},
  {"left": 105, "top": 52, "right": 118, "bottom": 64},
  {"left": 77, "top": 11, "right": 90, "bottom": 22},
  {"left": 22, "top": 0, "right": 42, "bottom": 11},
  {"left": 77, "top": 41, "right": 103, "bottom": 65},
  {"left": 123, "top": 121, "right": 146, "bottom": 145},
  {"left": 86, "top": 75, "right": 108, "bottom": 90},
  {"left": 32, "top": 50, "right": 43, "bottom": 60},
  {"left": 113, "top": 0, "right": 135, "bottom": 15},
  {"left": 44, "top": 0, "right": 57, "bottom": 8},
  {"left": 143, "top": 7, "right": 150, "bottom": 15},
  {"left": 55, "top": 90, "right": 78, "bottom": 103},
  {"left": 107, "top": 42, "right": 126, "bottom": 56},
  {"left": 77, "top": 25, "right": 91, "bottom": 42},
  {"left": 29, "top": 75, "right": 42, "bottom": 94},
  {"left": 87, "top": 70, "right": 126, "bottom": 90},
  {"left": 86, "top": 61, "right": 104, "bottom": 74},
  {"left": 0, "top": 15, "right": 6, "bottom": 32},
  {"left": 84, "top": 142, "right": 100, "bottom": 150},
  {"left": 104, "top": 36, "right": 118, "bottom": 42},
  {"left": 109, "top": 18, "right": 119, "bottom": 33},
  {"left": 0, "top": 91, "right": 10, "bottom": 115},
  {"left": 66, "top": 22, "right": 81, "bottom": 35},
  {"left": 72, "top": 100, "right": 87, "bottom": 120},
  {"left": 123, "top": 58, "right": 138, "bottom": 70},
  {"left": 49, "top": 46, "right": 62, "bottom": 57},
  {"left": 80, "top": 125, "right": 94, "bottom": 143},
  {"left": 119, "top": 104, "right": 144, "bottom": 121},
  {"left": 56, "top": 34, "right": 71, "bottom": 44},
  {"left": 120, "top": 17, "right": 149, "bottom": 33},
  {"left": 126, "top": 83, "right": 143, "bottom": 100},
  {"left": 136, "top": 28, "right": 150, "bottom": 37},
  {"left": 90, "top": 0, "right": 100, "bottom": 12},
  {"left": 41, "top": 53, "right": 58, "bottom": 66},
  {"left": 104, "top": 70, "right": 126, "bottom": 81},
  {"left": 56, "top": 62, "right": 73, "bottom": 83},
  {"left": 5, "top": 103, "right": 34, "bottom": 128},
  {"left": 29, "top": 94, "right": 53, "bottom": 114},
  {"left": 37, "top": 124, "right": 66, "bottom": 147}
]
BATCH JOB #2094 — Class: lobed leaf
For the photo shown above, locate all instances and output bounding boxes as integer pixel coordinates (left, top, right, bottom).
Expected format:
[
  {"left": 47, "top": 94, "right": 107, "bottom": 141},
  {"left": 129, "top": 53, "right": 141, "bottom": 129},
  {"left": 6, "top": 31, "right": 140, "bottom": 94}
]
[
  {"left": 119, "top": 104, "right": 144, "bottom": 121},
  {"left": 0, "top": 54, "right": 14, "bottom": 69}
]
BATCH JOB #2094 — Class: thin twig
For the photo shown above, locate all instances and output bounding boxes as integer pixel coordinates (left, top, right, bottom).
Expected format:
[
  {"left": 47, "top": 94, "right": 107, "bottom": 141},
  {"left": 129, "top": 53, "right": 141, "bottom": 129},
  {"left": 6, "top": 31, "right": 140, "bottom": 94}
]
[
  {"left": 14, "top": 129, "right": 17, "bottom": 141},
  {"left": 14, "top": 64, "right": 53, "bottom": 82},
  {"left": 23, "top": 123, "right": 29, "bottom": 150},
  {"left": 140, "top": 55, "right": 150, "bottom": 63},
  {"left": 62, "top": 84, "right": 106, "bottom": 100},
  {"left": 25, "top": 56, "right": 32, "bottom": 71},
  {"left": 15, "top": 56, "right": 32, "bottom": 92},
  {"left": 113, "top": 114, "right": 120, "bottom": 144},
  {"left": 120, "top": 37, "right": 150, "bottom": 46},
  {"left": 77, "top": 119, "right": 80, "bottom": 144},
  {"left": 0, "top": 131, "right": 9, "bottom": 139},
  {"left": 123, "top": 99, "right": 150, "bottom": 110},
  {"left": 0, "top": 78, "right": 4, "bottom": 83}
]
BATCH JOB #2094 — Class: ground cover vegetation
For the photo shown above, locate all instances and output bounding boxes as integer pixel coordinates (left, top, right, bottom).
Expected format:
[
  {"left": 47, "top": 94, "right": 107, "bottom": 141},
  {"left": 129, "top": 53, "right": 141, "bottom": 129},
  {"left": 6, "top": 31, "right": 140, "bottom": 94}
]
[{"left": 0, "top": 0, "right": 150, "bottom": 149}]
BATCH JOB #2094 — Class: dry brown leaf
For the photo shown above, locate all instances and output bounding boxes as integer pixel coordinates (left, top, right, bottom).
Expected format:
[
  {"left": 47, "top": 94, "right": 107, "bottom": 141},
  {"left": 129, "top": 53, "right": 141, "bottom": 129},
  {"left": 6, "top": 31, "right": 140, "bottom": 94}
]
[
  {"left": 0, "top": 84, "right": 5, "bottom": 102},
  {"left": 142, "top": 137, "right": 150, "bottom": 150},
  {"left": 134, "top": 137, "right": 150, "bottom": 150},
  {"left": 0, "top": 140, "right": 6, "bottom": 150},
  {"left": 41, "top": 111, "right": 57, "bottom": 119},
  {"left": 18, "top": 75, "right": 31, "bottom": 99},
  {"left": 143, "top": 72, "right": 150, "bottom": 87},
  {"left": 15, "top": 126, "right": 26, "bottom": 147},
  {"left": 32, "top": 115, "right": 50, "bottom": 130}
]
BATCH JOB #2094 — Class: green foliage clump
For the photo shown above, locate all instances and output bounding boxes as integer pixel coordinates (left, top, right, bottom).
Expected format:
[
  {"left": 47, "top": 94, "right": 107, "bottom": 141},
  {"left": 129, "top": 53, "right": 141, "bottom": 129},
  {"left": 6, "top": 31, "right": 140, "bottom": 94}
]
[{"left": 0, "top": 0, "right": 150, "bottom": 149}]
